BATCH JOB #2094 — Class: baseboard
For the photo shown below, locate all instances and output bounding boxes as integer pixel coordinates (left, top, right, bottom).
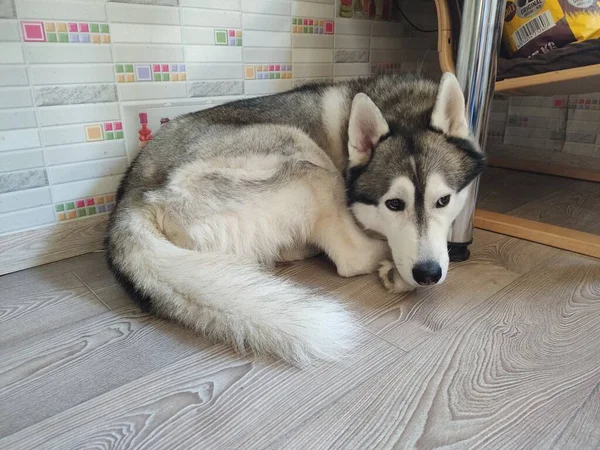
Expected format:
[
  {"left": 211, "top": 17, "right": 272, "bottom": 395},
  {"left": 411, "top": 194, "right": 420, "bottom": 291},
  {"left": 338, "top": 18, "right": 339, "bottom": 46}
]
[{"left": 0, "top": 215, "right": 109, "bottom": 276}]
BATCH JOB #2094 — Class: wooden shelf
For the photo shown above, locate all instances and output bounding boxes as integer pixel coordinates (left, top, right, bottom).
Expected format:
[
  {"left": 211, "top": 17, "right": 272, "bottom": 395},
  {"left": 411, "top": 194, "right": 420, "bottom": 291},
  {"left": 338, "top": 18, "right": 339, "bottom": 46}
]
[{"left": 495, "top": 64, "right": 600, "bottom": 96}]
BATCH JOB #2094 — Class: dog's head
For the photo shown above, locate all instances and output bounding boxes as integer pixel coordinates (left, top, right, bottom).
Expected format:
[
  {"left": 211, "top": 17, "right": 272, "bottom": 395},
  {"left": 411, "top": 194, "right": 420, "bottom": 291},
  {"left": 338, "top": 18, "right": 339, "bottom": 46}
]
[{"left": 347, "top": 73, "right": 486, "bottom": 288}]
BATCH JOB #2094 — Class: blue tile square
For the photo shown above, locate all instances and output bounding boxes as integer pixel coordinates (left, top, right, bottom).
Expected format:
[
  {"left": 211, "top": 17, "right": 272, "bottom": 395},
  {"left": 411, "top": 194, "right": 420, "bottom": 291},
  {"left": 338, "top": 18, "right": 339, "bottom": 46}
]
[
  {"left": 228, "top": 37, "right": 235, "bottom": 46},
  {"left": 135, "top": 64, "right": 152, "bottom": 82},
  {"left": 79, "top": 34, "right": 90, "bottom": 43},
  {"left": 178, "top": 64, "right": 185, "bottom": 72},
  {"left": 97, "top": 204, "right": 106, "bottom": 213},
  {"left": 69, "top": 33, "right": 78, "bottom": 42},
  {"left": 170, "top": 64, "right": 178, "bottom": 72}
]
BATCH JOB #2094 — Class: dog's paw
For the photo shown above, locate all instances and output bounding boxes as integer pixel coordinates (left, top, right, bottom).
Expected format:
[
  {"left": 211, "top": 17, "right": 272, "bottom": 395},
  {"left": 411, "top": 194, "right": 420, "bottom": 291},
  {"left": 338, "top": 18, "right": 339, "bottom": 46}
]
[
  {"left": 336, "top": 239, "right": 389, "bottom": 278},
  {"left": 378, "top": 260, "right": 415, "bottom": 293}
]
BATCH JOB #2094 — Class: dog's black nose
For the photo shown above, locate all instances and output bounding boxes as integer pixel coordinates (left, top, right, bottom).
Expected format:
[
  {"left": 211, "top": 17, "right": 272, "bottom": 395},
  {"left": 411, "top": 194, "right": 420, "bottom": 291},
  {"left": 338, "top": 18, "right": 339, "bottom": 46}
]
[{"left": 412, "top": 261, "right": 442, "bottom": 286}]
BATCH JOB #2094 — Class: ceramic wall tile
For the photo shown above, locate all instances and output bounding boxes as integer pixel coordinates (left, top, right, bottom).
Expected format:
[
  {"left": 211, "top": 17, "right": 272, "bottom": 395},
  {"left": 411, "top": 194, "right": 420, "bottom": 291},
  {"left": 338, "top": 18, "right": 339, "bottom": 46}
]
[
  {"left": 0, "top": 186, "right": 52, "bottom": 214},
  {"left": 34, "top": 84, "right": 118, "bottom": 106},
  {"left": 0, "top": 168, "right": 48, "bottom": 194},
  {"left": 0, "top": 0, "right": 17, "bottom": 18}
]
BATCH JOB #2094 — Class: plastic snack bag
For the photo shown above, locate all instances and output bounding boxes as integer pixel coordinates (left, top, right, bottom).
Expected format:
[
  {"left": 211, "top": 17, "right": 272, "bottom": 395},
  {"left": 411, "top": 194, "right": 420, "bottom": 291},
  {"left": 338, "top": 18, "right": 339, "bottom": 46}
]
[{"left": 502, "top": 0, "right": 600, "bottom": 58}]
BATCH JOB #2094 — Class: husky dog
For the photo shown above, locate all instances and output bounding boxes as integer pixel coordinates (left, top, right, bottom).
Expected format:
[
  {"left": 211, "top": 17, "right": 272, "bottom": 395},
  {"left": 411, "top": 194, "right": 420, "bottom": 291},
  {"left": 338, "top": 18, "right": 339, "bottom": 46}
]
[{"left": 105, "top": 72, "right": 485, "bottom": 365}]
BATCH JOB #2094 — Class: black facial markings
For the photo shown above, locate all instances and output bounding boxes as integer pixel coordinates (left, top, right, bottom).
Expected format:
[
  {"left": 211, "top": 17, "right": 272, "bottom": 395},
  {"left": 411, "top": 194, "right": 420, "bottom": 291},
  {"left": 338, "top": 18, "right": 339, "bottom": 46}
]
[{"left": 446, "top": 136, "right": 487, "bottom": 190}]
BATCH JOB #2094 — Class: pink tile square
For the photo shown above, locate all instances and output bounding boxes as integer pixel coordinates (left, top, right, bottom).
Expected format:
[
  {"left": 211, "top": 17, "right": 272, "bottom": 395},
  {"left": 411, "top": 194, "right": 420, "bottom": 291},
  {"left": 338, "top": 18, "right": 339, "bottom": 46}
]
[
  {"left": 228, "top": 29, "right": 235, "bottom": 37},
  {"left": 269, "top": 65, "right": 274, "bottom": 71},
  {"left": 68, "top": 22, "right": 77, "bottom": 32},
  {"left": 153, "top": 64, "right": 161, "bottom": 72},
  {"left": 275, "top": 64, "right": 280, "bottom": 71},
  {"left": 303, "top": 19, "right": 308, "bottom": 25},
  {"left": 79, "top": 23, "right": 89, "bottom": 32},
  {"left": 114, "top": 121, "right": 122, "bottom": 131},
  {"left": 161, "top": 64, "right": 169, "bottom": 72},
  {"left": 554, "top": 99, "right": 564, "bottom": 108},
  {"left": 86, "top": 198, "right": 95, "bottom": 206},
  {"left": 104, "top": 122, "right": 113, "bottom": 131},
  {"left": 76, "top": 200, "right": 85, "bottom": 208},
  {"left": 308, "top": 19, "right": 313, "bottom": 25},
  {"left": 324, "top": 21, "right": 334, "bottom": 34},
  {"left": 22, "top": 21, "right": 46, "bottom": 42}
]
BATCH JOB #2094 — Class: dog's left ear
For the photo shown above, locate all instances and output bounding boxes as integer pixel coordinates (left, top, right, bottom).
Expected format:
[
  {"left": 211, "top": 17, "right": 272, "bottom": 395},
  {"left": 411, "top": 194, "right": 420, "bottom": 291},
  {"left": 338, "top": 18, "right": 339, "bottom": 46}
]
[
  {"left": 348, "top": 93, "right": 389, "bottom": 168},
  {"left": 431, "top": 72, "right": 469, "bottom": 139}
]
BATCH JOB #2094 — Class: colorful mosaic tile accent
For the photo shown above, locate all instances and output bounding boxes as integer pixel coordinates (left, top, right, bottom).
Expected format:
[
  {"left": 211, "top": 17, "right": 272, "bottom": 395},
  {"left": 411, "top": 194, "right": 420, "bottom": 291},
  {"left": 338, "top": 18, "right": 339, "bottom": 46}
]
[
  {"left": 574, "top": 97, "right": 600, "bottom": 110},
  {"left": 244, "top": 64, "right": 292, "bottom": 80},
  {"left": 214, "top": 29, "right": 242, "bottom": 46},
  {"left": 371, "top": 62, "right": 402, "bottom": 75},
  {"left": 85, "top": 122, "right": 123, "bottom": 142},
  {"left": 115, "top": 63, "right": 186, "bottom": 82},
  {"left": 21, "top": 20, "right": 110, "bottom": 43},
  {"left": 55, "top": 193, "right": 115, "bottom": 222},
  {"left": 292, "top": 18, "right": 334, "bottom": 34}
]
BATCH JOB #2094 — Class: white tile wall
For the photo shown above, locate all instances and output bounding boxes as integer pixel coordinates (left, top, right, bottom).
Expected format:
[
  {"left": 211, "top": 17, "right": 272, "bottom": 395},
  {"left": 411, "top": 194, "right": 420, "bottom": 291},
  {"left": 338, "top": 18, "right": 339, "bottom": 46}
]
[{"left": 0, "top": 0, "right": 444, "bottom": 236}]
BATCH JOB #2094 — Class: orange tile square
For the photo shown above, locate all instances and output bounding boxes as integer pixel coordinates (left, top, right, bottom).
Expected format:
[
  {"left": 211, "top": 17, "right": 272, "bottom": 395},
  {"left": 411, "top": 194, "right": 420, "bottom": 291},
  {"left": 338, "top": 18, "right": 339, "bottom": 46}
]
[
  {"left": 57, "top": 212, "right": 66, "bottom": 221},
  {"left": 91, "top": 35, "right": 100, "bottom": 44},
  {"left": 171, "top": 73, "right": 179, "bottom": 81},
  {"left": 125, "top": 73, "right": 134, "bottom": 82},
  {"left": 102, "top": 35, "right": 110, "bottom": 44},
  {"left": 67, "top": 211, "right": 77, "bottom": 220},
  {"left": 96, "top": 196, "right": 105, "bottom": 204},
  {"left": 235, "top": 30, "right": 241, "bottom": 37},
  {"left": 105, "top": 194, "right": 114, "bottom": 202},
  {"left": 56, "top": 22, "right": 67, "bottom": 32},
  {"left": 292, "top": 25, "right": 298, "bottom": 33},
  {"left": 45, "top": 22, "right": 55, "bottom": 32},
  {"left": 179, "top": 73, "right": 186, "bottom": 81},
  {"left": 244, "top": 66, "right": 256, "bottom": 79},
  {"left": 85, "top": 124, "right": 103, "bottom": 142},
  {"left": 116, "top": 74, "right": 125, "bottom": 83}
]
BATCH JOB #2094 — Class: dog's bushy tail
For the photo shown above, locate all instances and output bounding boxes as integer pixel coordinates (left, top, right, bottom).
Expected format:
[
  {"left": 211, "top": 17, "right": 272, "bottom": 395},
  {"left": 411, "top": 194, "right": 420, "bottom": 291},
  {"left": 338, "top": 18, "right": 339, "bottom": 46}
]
[{"left": 105, "top": 205, "right": 359, "bottom": 366}]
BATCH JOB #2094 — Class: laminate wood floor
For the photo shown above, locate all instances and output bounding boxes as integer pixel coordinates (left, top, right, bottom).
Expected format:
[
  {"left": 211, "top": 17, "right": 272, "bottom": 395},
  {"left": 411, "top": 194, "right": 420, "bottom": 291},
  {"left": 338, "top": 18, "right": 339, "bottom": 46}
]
[
  {"left": 1, "top": 230, "right": 599, "bottom": 449},
  {"left": 478, "top": 167, "right": 600, "bottom": 235}
]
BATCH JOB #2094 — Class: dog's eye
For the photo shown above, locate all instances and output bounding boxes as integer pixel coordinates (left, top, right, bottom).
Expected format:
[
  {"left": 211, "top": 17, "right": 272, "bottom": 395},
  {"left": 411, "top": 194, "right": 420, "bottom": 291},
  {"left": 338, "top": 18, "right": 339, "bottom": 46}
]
[
  {"left": 385, "top": 198, "right": 405, "bottom": 211},
  {"left": 436, "top": 195, "right": 451, "bottom": 208}
]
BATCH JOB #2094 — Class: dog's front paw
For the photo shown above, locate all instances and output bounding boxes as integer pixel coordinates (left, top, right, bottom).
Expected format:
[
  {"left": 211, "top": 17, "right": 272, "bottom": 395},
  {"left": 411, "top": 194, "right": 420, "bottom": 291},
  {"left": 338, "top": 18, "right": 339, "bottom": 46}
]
[{"left": 378, "top": 260, "right": 415, "bottom": 294}]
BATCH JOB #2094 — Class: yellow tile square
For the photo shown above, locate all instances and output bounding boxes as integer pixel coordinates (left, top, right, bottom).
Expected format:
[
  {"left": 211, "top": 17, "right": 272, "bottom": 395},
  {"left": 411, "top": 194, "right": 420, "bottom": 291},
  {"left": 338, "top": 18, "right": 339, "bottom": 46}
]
[
  {"left": 116, "top": 74, "right": 125, "bottom": 83},
  {"left": 96, "top": 196, "right": 105, "bottom": 205},
  {"left": 179, "top": 73, "right": 186, "bottom": 81},
  {"left": 57, "top": 212, "right": 66, "bottom": 221},
  {"left": 45, "top": 22, "right": 55, "bottom": 32},
  {"left": 125, "top": 73, "right": 134, "bottom": 82},
  {"left": 56, "top": 22, "right": 67, "bottom": 32},
  {"left": 102, "top": 35, "right": 110, "bottom": 44},
  {"left": 235, "top": 30, "right": 241, "bottom": 37},
  {"left": 292, "top": 25, "right": 298, "bottom": 33},
  {"left": 245, "top": 66, "right": 256, "bottom": 79},
  {"left": 105, "top": 194, "right": 115, "bottom": 202},
  {"left": 67, "top": 211, "right": 77, "bottom": 220},
  {"left": 91, "top": 35, "right": 100, "bottom": 44},
  {"left": 85, "top": 124, "right": 103, "bottom": 142},
  {"left": 172, "top": 73, "right": 179, "bottom": 81}
]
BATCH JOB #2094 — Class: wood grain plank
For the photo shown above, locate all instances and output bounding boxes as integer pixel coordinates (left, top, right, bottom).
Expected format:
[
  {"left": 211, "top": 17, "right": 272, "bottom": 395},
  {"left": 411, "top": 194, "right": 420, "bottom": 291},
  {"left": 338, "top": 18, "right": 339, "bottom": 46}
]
[
  {"left": 475, "top": 209, "right": 600, "bottom": 259},
  {"left": 508, "top": 180, "right": 600, "bottom": 235},
  {"left": 0, "top": 330, "right": 404, "bottom": 449},
  {"left": 267, "top": 251, "right": 600, "bottom": 449},
  {"left": 0, "top": 272, "right": 108, "bottom": 346},
  {"left": 371, "top": 231, "right": 557, "bottom": 350},
  {"left": 487, "top": 155, "right": 600, "bottom": 183},
  {"left": 0, "top": 215, "right": 107, "bottom": 276},
  {"left": 477, "top": 167, "right": 575, "bottom": 214},
  {"left": 0, "top": 306, "right": 215, "bottom": 437}
]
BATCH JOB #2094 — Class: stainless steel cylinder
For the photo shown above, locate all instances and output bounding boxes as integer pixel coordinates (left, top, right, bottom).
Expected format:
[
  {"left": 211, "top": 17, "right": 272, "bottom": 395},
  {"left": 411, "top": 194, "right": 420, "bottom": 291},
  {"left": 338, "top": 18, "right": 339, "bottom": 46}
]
[{"left": 448, "top": 0, "right": 506, "bottom": 254}]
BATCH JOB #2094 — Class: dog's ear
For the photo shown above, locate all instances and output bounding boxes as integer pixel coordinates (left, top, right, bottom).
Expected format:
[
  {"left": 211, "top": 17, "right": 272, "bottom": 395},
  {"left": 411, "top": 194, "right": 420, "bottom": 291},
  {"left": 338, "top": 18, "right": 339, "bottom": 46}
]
[
  {"left": 348, "top": 93, "right": 389, "bottom": 168},
  {"left": 431, "top": 72, "right": 469, "bottom": 139}
]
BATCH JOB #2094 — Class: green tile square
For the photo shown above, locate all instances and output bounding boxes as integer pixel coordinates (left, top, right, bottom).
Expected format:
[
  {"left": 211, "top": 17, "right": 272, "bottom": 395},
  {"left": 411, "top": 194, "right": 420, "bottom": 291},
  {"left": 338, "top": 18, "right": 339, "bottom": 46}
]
[
  {"left": 90, "top": 23, "right": 99, "bottom": 33},
  {"left": 87, "top": 207, "right": 97, "bottom": 215},
  {"left": 115, "top": 64, "right": 124, "bottom": 73},
  {"left": 115, "top": 130, "right": 124, "bottom": 139},
  {"left": 124, "top": 64, "right": 134, "bottom": 73},
  {"left": 100, "top": 24, "right": 109, "bottom": 33},
  {"left": 55, "top": 204, "right": 65, "bottom": 212},
  {"left": 77, "top": 209, "right": 87, "bottom": 217},
  {"left": 214, "top": 29, "right": 227, "bottom": 45},
  {"left": 269, "top": 73, "right": 274, "bottom": 79},
  {"left": 105, "top": 131, "right": 114, "bottom": 140},
  {"left": 162, "top": 73, "right": 169, "bottom": 81},
  {"left": 292, "top": 18, "right": 297, "bottom": 25},
  {"left": 154, "top": 73, "right": 162, "bottom": 81},
  {"left": 47, "top": 32, "right": 57, "bottom": 42},
  {"left": 58, "top": 33, "right": 69, "bottom": 43},
  {"left": 236, "top": 38, "right": 242, "bottom": 46},
  {"left": 66, "top": 202, "right": 75, "bottom": 210},
  {"left": 303, "top": 26, "right": 308, "bottom": 33}
]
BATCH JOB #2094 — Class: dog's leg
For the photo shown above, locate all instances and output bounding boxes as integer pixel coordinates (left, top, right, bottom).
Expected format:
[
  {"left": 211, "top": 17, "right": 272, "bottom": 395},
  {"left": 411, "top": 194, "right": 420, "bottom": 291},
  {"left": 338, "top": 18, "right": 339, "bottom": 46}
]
[{"left": 378, "top": 260, "right": 416, "bottom": 293}]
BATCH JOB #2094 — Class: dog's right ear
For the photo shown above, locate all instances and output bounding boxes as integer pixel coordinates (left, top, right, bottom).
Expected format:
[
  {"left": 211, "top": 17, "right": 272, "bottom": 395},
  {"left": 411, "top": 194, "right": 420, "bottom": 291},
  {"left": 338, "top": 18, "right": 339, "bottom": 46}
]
[{"left": 348, "top": 93, "right": 389, "bottom": 168}]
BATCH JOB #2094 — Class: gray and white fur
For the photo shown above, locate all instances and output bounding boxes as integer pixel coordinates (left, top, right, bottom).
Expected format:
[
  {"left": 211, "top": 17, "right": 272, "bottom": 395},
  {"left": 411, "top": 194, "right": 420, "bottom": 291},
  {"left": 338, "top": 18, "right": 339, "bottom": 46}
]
[{"left": 105, "top": 72, "right": 485, "bottom": 365}]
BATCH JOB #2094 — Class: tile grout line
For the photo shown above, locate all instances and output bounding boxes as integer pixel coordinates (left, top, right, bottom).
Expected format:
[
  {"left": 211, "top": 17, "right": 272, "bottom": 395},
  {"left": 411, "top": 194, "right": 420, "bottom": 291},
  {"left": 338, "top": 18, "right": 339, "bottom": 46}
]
[{"left": 72, "top": 271, "right": 112, "bottom": 311}]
